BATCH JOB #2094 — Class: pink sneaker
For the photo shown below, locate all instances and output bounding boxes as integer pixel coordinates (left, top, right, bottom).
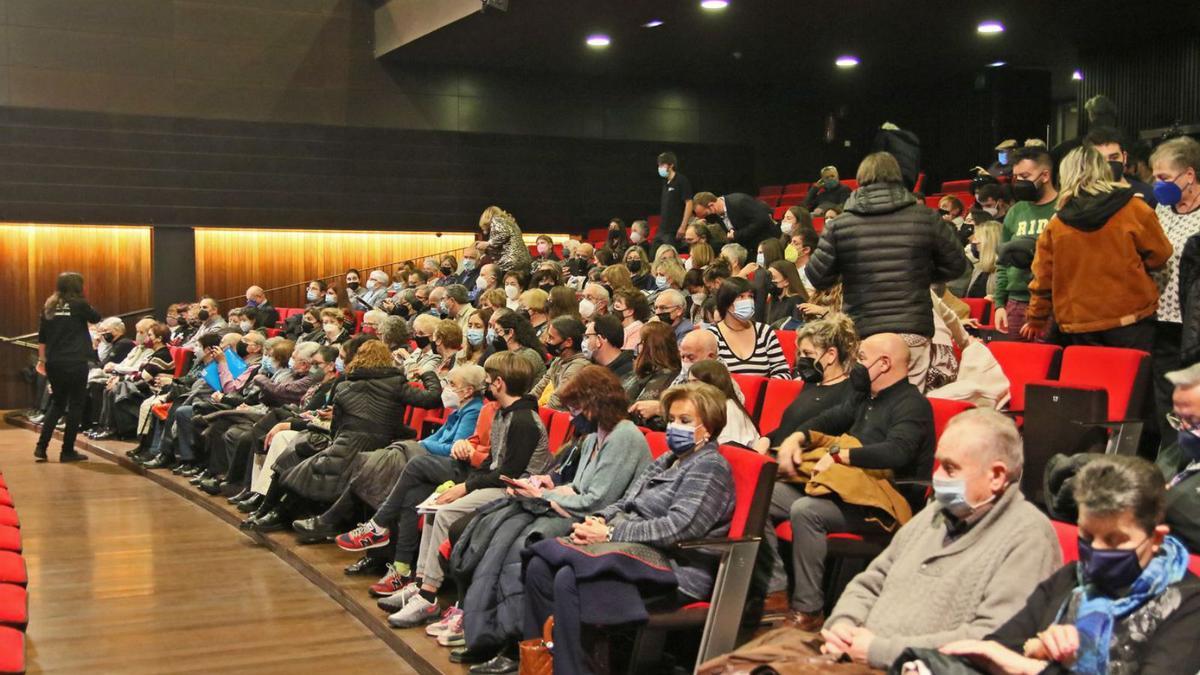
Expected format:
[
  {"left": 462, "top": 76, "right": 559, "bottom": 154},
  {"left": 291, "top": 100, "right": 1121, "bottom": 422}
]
[
  {"left": 426, "top": 605, "right": 463, "bottom": 637},
  {"left": 336, "top": 521, "right": 391, "bottom": 552}
]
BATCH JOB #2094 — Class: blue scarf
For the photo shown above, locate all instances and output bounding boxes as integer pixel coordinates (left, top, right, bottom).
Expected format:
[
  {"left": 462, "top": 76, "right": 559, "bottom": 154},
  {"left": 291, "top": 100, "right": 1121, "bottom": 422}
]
[{"left": 1060, "top": 535, "right": 1189, "bottom": 675}]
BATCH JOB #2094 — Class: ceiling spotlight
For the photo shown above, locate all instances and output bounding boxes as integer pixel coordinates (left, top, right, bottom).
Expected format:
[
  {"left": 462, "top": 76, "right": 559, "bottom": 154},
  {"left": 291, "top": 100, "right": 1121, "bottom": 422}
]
[
  {"left": 1071, "top": 70, "right": 1083, "bottom": 81},
  {"left": 642, "top": 19, "right": 664, "bottom": 28},
  {"left": 700, "top": 0, "right": 729, "bottom": 10},
  {"left": 835, "top": 55, "right": 859, "bottom": 68},
  {"left": 585, "top": 34, "right": 611, "bottom": 48},
  {"left": 986, "top": 61, "right": 1007, "bottom": 67},
  {"left": 977, "top": 20, "right": 1005, "bottom": 34}
]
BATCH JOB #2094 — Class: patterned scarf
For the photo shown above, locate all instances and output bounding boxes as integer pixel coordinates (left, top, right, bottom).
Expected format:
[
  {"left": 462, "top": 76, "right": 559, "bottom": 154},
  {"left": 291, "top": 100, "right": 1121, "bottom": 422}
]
[{"left": 1059, "top": 535, "right": 1189, "bottom": 675}]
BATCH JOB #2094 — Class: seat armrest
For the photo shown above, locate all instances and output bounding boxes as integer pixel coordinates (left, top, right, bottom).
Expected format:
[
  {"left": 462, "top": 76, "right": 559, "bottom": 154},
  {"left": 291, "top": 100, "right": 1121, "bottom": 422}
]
[{"left": 676, "top": 536, "right": 761, "bottom": 551}]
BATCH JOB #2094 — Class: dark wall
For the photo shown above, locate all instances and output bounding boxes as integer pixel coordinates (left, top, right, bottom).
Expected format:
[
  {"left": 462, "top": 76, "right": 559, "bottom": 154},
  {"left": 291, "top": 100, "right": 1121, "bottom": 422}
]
[
  {"left": 0, "top": 0, "right": 757, "bottom": 233},
  {"left": 1077, "top": 34, "right": 1200, "bottom": 138}
]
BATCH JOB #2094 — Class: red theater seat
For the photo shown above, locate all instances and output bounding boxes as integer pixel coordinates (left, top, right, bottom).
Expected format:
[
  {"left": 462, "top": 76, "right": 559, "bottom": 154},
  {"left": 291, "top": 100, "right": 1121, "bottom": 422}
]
[
  {"left": 930, "top": 398, "right": 975, "bottom": 440},
  {"left": 547, "top": 410, "right": 573, "bottom": 454},
  {"left": 645, "top": 431, "right": 668, "bottom": 459},
  {"left": 0, "top": 553, "right": 25, "bottom": 586},
  {"left": 941, "top": 179, "right": 973, "bottom": 193},
  {"left": 0, "top": 528, "right": 19, "bottom": 554},
  {"left": 773, "top": 205, "right": 791, "bottom": 222},
  {"left": 841, "top": 179, "right": 858, "bottom": 190},
  {"left": 0, "top": 493, "right": 11, "bottom": 509},
  {"left": 778, "top": 193, "right": 805, "bottom": 207},
  {"left": 784, "top": 182, "right": 810, "bottom": 194},
  {"left": 758, "top": 185, "right": 784, "bottom": 198},
  {"left": 775, "top": 329, "right": 797, "bottom": 370},
  {"left": 730, "top": 374, "right": 767, "bottom": 420},
  {"left": 962, "top": 298, "right": 993, "bottom": 326},
  {"left": 987, "top": 342, "right": 1061, "bottom": 412},
  {"left": 0, "top": 585, "right": 27, "bottom": 628},
  {"left": 647, "top": 215, "right": 662, "bottom": 239},
  {"left": 812, "top": 217, "right": 825, "bottom": 233},
  {"left": 1056, "top": 346, "right": 1150, "bottom": 422},
  {"left": 758, "top": 379, "right": 804, "bottom": 437},
  {"left": 0, "top": 508, "right": 17, "bottom": 529},
  {"left": 0, "top": 626, "right": 24, "bottom": 674}
]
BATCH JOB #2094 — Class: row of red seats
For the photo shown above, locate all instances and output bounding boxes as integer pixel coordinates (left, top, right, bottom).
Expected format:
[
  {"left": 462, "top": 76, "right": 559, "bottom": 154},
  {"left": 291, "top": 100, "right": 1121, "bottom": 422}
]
[
  {"left": 265, "top": 308, "right": 365, "bottom": 339},
  {"left": 0, "top": 473, "right": 28, "bottom": 674},
  {"left": 757, "top": 180, "right": 860, "bottom": 209}
]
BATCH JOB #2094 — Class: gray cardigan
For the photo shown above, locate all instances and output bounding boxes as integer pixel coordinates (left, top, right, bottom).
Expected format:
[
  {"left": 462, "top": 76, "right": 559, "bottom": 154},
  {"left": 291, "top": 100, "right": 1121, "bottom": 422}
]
[
  {"left": 827, "top": 484, "right": 1062, "bottom": 668},
  {"left": 550, "top": 420, "right": 652, "bottom": 515}
]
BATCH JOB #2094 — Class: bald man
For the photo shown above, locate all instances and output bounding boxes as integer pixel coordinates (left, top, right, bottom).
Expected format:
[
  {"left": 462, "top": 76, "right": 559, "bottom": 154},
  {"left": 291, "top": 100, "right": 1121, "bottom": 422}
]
[
  {"left": 629, "top": 329, "right": 729, "bottom": 420},
  {"left": 244, "top": 285, "right": 279, "bottom": 329},
  {"left": 769, "top": 332, "right": 935, "bottom": 628}
]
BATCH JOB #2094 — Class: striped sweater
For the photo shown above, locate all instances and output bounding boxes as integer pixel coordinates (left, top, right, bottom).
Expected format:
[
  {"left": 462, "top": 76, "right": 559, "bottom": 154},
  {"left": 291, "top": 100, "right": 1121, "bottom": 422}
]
[{"left": 708, "top": 321, "right": 792, "bottom": 379}]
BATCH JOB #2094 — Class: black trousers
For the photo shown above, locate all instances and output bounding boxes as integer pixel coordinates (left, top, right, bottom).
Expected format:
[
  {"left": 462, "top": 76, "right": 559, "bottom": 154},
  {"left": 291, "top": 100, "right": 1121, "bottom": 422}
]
[
  {"left": 1153, "top": 321, "right": 1182, "bottom": 449},
  {"left": 371, "top": 454, "right": 466, "bottom": 565},
  {"left": 36, "top": 361, "right": 89, "bottom": 454},
  {"left": 1051, "top": 318, "right": 1155, "bottom": 351}
]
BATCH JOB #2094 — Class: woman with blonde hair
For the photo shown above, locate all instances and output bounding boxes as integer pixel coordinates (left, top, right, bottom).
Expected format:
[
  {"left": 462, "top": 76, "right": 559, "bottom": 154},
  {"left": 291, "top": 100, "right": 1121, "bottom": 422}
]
[
  {"left": 688, "top": 241, "right": 715, "bottom": 271},
  {"left": 475, "top": 205, "right": 532, "bottom": 274},
  {"left": 601, "top": 263, "right": 636, "bottom": 295},
  {"left": 1022, "top": 145, "right": 1171, "bottom": 350},
  {"left": 651, "top": 258, "right": 686, "bottom": 297},
  {"left": 965, "top": 220, "right": 1002, "bottom": 298}
]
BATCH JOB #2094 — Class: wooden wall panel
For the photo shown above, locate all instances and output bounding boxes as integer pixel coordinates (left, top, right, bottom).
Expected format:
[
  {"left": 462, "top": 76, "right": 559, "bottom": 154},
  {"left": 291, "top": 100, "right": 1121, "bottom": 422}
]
[
  {"left": 194, "top": 228, "right": 566, "bottom": 310},
  {"left": 0, "top": 223, "right": 152, "bottom": 408}
]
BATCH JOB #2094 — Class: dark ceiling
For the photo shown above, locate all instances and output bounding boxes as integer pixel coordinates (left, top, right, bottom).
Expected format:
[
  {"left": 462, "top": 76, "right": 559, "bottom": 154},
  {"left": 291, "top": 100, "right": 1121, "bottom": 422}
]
[{"left": 386, "top": 0, "right": 1200, "bottom": 95}]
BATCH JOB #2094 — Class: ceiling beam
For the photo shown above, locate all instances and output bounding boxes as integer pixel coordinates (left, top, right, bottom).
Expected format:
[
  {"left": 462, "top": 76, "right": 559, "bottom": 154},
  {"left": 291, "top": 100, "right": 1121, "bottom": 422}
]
[{"left": 373, "top": 0, "right": 481, "bottom": 59}]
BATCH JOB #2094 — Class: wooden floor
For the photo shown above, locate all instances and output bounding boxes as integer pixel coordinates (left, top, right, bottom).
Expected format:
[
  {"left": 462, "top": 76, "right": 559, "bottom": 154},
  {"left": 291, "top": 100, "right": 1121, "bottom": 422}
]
[{"left": 0, "top": 425, "right": 435, "bottom": 674}]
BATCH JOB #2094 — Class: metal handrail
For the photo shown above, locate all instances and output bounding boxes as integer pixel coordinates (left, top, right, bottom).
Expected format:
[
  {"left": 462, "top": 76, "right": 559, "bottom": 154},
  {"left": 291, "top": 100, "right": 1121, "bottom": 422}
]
[
  {"left": 211, "top": 244, "right": 477, "bottom": 309},
  {"left": 0, "top": 305, "right": 156, "bottom": 348}
]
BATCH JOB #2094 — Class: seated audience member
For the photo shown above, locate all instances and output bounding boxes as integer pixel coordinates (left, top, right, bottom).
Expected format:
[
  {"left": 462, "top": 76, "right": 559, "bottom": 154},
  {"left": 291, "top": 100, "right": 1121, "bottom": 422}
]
[
  {"left": 612, "top": 289, "right": 651, "bottom": 352},
  {"left": 601, "top": 264, "right": 636, "bottom": 297},
  {"left": 545, "top": 286, "right": 580, "bottom": 322},
  {"left": 88, "top": 316, "right": 157, "bottom": 437},
  {"left": 684, "top": 269, "right": 709, "bottom": 324},
  {"left": 805, "top": 165, "right": 852, "bottom": 211},
  {"left": 778, "top": 205, "right": 812, "bottom": 241},
  {"left": 688, "top": 241, "right": 715, "bottom": 271},
  {"left": 455, "top": 248, "right": 481, "bottom": 290},
  {"left": 93, "top": 316, "right": 135, "bottom": 373},
  {"left": 939, "top": 194, "right": 967, "bottom": 231},
  {"left": 804, "top": 152, "right": 966, "bottom": 390},
  {"left": 318, "top": 308, "right": 351, "bottom": 345},
  {"left": 965, "top": 219, "right": 1001, "bottom": 298},
  {"left": 244, "top": 285, "right": 279, "bottom": 329},
  {"left": 766, "top": 260, "right": 808, "bottom": 329},
  {"left": 624, "top": 322, "right": 681, "bottom": 426},
  {"left": 361, "top": 309, "right": 386, "bottom": 337},
  {"left": 344, "top": 268, "right": 364, "bottom": 299},
  {"left": 745, "top": 239, "right": 786, "bottom": 320},
  {"left": 651, "top": 258, "right": 686, "bottom": 297},
  {"left": 378, "top": 315, "right": 411, "bottom": 358},
  {"left": 460, "top": 309, "right": 491, "bottom": 366},
  {"left": 523, "top": 383, "right": 735, "bottom": 675},
  {"left": 605, "top": 218, "right": 630, "bottom": 259},
  {"left": 133, "top": 330, "right": 225, "bottom": 468},
  {"left": 452, "top": 366, "right": 653, "bottom": 669},
  {"left": 165, "top": 303, "right": 192, "bottom": 344},
  {"left": 628, "top": 219, "right": 651, "bottom": 257},
  {"left": 109, "top": 323, "right": 175, "bottom": 439},
  {"left": 703, "top": 259, "right": 733, "bottom": 294},
  {"left": 940, "top": 455, "right": 1200, "bottom": 675},
  {"left": 533, "top": 234, "right": 559, "bottom": 261},
  {"left": 687, "top": 359, "right": 761, "bottom": 447},
  {"left": 623, "top": 246, "right": 655, "bottom": 291},
  {"left": 789, "top": 226, "right": 819, "bottom": 292},
  {"left": 432, "top": 319, "right": 463, "bottom": 377},
  {"left": 502, "top": 272, "right": 526, "bottom": 311},
  {"left": 578, "top": 283, "right": 610, "bottom": 321},
  {"left": 289, "top": 307, "right": 323, "bottom": 342},
  {"left": 341, "top": 352, "right": 549, "bottom": 623},
  {"left": 1023, "top": 145, "right": 1170, "bottom": 351},
  {"left": 593, "top": 247, "right": 617, "bottom": 270},
  {"left": 243, "top": 339, "right": 443, "bottom": 532},
  {"left": 182, "top": 297, "right": 227, "bottom": 350},
  {"left": 491, "top": 311, "right": 548, "bottom": 384},
  {"left": 708, "top": 277, "right": 792, "bottom": 379},
  {"left": 564, "top": 242, "right": 593, "bottom": 279},
  {"left": 434, "top": 256, "right": 458, "bottom": 287},
  {"left": 352, "top": 270, "right": 389, "bottom": 310},
  {"left": 772, "top": 332, "right": 934, "bottom": 626},
  {"left": 974, "top": 181, "right": 1013, "bottom": 222},
  {"left": 404, "top": 314, "right": 442, "bottom": 376},
  {"left": 532, "top": 316, "right": 588, "bottom": 410},
  {"left": 517, "top": 288, "right": 549, "bottom": 338},
  {"left": 819, "top": 409, "right": 1060, "bottom": 669},
  {"left": 442, "top": 284, "right": 475, "bottom": 335},
  {"left": 305, "top": 279, "right": 333, "bottom": 308},
  {"left": 423, "top": 258, "right": 443, "bottom": 285},
  {"left": 471, "top": 263, "right": 499, "bottom": 303},
  {"left": 1159, "top": 363, "right": 1200, "bottom": 552},
  {"left": 653, "top": 289, "right": 693, "bottom": 342},
  {"left": 292, "top": 364, "right": 485, "bottom": 541},
  {"left": 629, "top": 329, "right": 723, "bottom": 423},
  {"left": 653, "top": 244, "right": 679, "bottom": 265},
  {"left": 721, "top": 243, "right": 748, "bottom": 277},
  {"left": 585, "top": 315, "right": 635, "bottom": 379},
  {"left": 477, "top": 288, "right": 506, "bottom": 315}
]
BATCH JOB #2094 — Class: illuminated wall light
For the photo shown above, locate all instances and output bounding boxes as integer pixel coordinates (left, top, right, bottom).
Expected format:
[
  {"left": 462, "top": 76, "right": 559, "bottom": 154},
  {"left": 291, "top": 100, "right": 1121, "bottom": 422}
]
[
  {"left": 986, "top": 61, "right": 1007, "bottom": 67},
  {"left": 1071, "top": 70, "right": 1083, "bottom": 81},
  {"left": 642, "top": 19, "right": 664, "bottom": 28},
  {"left": 700, "top": 0, "right": 729, "bottom": 10},
  {"left": 977, "top": 20, "right": 1004, "bottom": 34},
  {"left": 585, "top": 34, "right": 611, "bottom": 48},
  {"left": 835, "top": 55, "right": 859, "bottom": 68}
]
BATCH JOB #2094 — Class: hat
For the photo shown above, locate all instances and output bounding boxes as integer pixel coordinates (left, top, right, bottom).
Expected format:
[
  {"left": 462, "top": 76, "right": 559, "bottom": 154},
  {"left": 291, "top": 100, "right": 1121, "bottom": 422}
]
[
  {"left": 1023, "top": 138, "right": 1047, "bottom": 148},
  {"left": 994, "top": 139, "right": 1018, "bottom": 151}
]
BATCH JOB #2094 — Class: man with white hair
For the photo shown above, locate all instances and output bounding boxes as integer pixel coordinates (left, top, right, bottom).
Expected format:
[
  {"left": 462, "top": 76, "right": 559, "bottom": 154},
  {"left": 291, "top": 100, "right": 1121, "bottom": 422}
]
[
  {"left": 1158, "top": 362, "right": 1200, "bottom": 553},
  {"left": 354, "top": 270, "right": 390, "bottom": 310},
  {"left": 818, "top": 408, "right": 1060, "bottom": 669},
  {"left": 579, "top": 283, "right": 610, "bottom": 321},
  {"left": 652, "top": 288, "right": 693, "bottom": 341}
]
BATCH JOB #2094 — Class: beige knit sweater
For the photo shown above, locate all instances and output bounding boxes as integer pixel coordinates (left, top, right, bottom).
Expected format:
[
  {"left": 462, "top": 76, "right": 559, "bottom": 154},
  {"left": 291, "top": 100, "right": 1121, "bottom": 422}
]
[{"left": 827, "top": 484, "right": 1061, "bottom": 668}]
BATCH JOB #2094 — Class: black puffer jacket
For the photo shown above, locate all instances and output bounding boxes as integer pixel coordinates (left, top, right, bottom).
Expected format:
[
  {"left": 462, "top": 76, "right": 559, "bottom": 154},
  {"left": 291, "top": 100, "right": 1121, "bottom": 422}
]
[{"left": 804, "top": 182, "right": 967, "bottom": 338}]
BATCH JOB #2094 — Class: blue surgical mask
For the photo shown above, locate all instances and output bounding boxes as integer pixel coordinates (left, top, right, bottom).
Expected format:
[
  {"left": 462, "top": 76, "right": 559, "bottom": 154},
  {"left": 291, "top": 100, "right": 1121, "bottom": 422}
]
[
  {"left": 306, "top": 290, "right": 319, "bottom": 302},
  {"left": 287, "top": 357, "right": 296, "bottom": 370},
  {"left": 334, "top": 356, "right": 344, "bottom": 372},
  {"left": 932, "top": 477, "right": 973, "bottom": 518},
  {"left": 462, "top": 259, "right": 476, "bottom": 272},
  {"left": 655, "top": 275, "right": 668, "bottom": 290},
  {"left": 1154, "top": 179, "right": 1185, "bottom": 207},
  {"left": 1077, "top": 536, "right": 1147, "bottom": 596},
  {"left": 756, "top": 252, "right": 766, "bottom": 267},
  {"left": 731, "top": 298, "right": 755, "bottom": 321},
  {"left": 486, "top": 327, "right": 498, "bottom": 344},
  {"left": 466, "top": 328, "right": 485, "bottom": 346},
  {"left": 261, "top": 358, "right": 277, "bottom": 376},
  {"left": 245, "top": 299, "right": 259, "bottom": 308},
  {"left": 658, "top": 166, "right": 669, "bottom": 179},
  {"left": 666, "top": 423, "right": 698, "bottom": 455}
]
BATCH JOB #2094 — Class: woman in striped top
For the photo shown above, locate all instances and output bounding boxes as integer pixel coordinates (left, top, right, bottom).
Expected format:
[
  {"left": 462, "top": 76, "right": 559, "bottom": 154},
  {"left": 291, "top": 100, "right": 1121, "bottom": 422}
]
[{"left": 707, "top": 277, "right": 792, "bottom": 379}]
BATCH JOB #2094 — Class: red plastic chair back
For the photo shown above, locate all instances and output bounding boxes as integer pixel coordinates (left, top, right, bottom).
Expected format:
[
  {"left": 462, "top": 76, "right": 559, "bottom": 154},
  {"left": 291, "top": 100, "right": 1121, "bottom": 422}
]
[
  {"left": 775, "top": 329, "right": 797, "bottom": 370},
  {"left": 717, "top": 444, "right": 776, "bottom": 539},
  {"left": 962, "top": 298, "right": 992, "bottom": 324},
  {"left": 547, "top": 410, "right": 572, "bottom": 454},
  {"left": 645, "top": 431, "right": 669, "bottom": 459},
  {"left": 987, "top": 342, "right": 1062, "bottom": 412},
  {"left": 730, "top": 374, "right": 767, "bottom": 420},
  {"left": 758, "top": 379, "right": 805, "bottom": 437},
  {"left": 929, "top": 398, "right": 974, "bottom": 442},
  {"left": 1058, "top": 346, "right": 1150, "bottom": 422}
]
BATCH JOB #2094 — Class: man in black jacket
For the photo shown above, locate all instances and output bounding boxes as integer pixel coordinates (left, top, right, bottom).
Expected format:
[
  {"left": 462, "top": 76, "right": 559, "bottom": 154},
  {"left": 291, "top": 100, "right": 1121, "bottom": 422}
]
[
  {"left": 805, "top": 152, "right": 967, "bottom": 391},
  {"left": 1158, "top": 364, "right": 1200, "bottom": 554},
  {"left": 770, "top": 333, "right": 934, "bottom": 628},
  {"left": 244, "top": 285, "right": 280, "bottom": 329},
  {"left": 693, "top": 191, "right": 776, "bottom": 252},
  {"left": 804, "top": 166, "right": 853, "bottom": 211}
]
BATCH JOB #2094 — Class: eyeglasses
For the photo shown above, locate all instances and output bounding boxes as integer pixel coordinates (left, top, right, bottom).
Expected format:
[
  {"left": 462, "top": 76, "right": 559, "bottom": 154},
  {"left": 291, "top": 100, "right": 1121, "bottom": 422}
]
[{"left": 1166, "top": 412, "right": 1200, "bottom": 432}]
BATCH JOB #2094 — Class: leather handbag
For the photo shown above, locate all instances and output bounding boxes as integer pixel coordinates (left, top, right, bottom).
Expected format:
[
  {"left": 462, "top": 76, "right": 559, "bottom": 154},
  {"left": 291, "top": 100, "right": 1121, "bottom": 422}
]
[{"left": 518, "top": 617, "right": 554, "bottom": 675}]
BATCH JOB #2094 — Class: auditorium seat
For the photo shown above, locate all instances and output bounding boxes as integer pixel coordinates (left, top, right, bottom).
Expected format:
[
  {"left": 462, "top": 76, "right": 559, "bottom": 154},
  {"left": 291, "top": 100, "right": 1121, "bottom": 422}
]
[
  {"left": 647, "top": 215, "right": 662, "bottom": 239},
  {"left": 0, "top": 508, "right": 17, "bottom": 529},
  {"left": 547, "top": 410, "right": 572, "bottom": 454},
  {"left": 941, "top": 179, "right": 973, "bottom": 193},
  {"left": 0, "top": 626, "right": 24, "bottom": 675},
  {"left": 757, "top": 197, "right": 777, "bottom": 208},
  {"left": 645, "top": 431, "right": 668, "bottom": 459},
  {"left": 778, "top": 193, "right": 805, "bottom": 207},
  {"left": 0, "top": 528, "right": 20, "bottom": 554},
  {"left": 775, "top": 329, "right": 797, "bottom": 370},
  {"left": 0, "top": 584, "right": 27, "bottom": 628},
  {"left": 812, "top": 217, "right": 825, "bottom": 233},
  {"left": 930, "top": 397, "right": 975, "bottom": 439},
  {"left": 0, "top": 553, "right": 26, "bottom": 586},
  {"left": 758, "top": 185, "right": 784, "bottom": 198},
  {"left": 0, "top": 493, "right": 11, "bottom": 509},
  {"left": 730, "top": 374, "right": 767, "bottom": 421},
  {"left": 924, "top": 195, "right": 944, "bottom": 209},
  {"left": 784, "top": 182, "right": 810, "bottom": 195},
  {"left": 840, "top": 179, "right": 858, "bottom": 190},
  {"left": 986, "top": 342, "right": 1061, "bottom": 413},
  {"left": 913, "top": 172, "right": 926, "bottom": 194},
  {"left": 962, "top": 298, "right": 993, "bottom": 326},
  {"left": 630, "top": 445, "right": 777, "bottom": 669},
  {"left": 773, "top": 205, "right": 790, "bottom": 222},
  {"left": 758, "top": 379, "right": 805, "bottom": 437},
  {"left": 1055, "top": 346, "right": 1150, "bottom": 423}
]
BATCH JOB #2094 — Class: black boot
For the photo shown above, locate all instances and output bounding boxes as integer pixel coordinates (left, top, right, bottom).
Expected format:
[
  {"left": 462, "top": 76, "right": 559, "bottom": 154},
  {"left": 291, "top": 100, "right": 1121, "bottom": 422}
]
[
  {"left": 236, "top": 494, "right": 264, "bottom": 513},
  {"left": 292, "top": 516, "right": 341, "bottom": 544}
]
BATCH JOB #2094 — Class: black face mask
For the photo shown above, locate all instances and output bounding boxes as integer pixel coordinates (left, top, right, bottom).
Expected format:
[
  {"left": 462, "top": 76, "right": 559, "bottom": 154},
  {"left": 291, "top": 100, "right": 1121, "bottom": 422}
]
[
  {"left": 767, "top": 284, "right": 782, "bottom": 297},
  {"left": 655, "top": 310, "right": 675, "bottom": 325},
  {"left": 539, "top": 283, "right": 556, "bottom": 293},
  {"left": 103, "top": 333, "right": 116, "bottom": 343},
  {"left": 491, "top": 335, "right": 509, "bottom": 353},
  {"left": 626, "top": 260, "right": 642, "bottom": 273},
  {"left": 1108, "top": 160, "right": 1126, "bottom": 182},
  {"left": 441, "top": 265, "right": 454, "bottom": 276},
  {"left": 302, "top": 320, "right": 315, "bottom": 330},
  {"left": 413, "top": 334, "right": 431, "bottom": 349},
  {"left": 197, "top": 309, "right": 209, "bottom": 321},
  {"left": 849, "top": 360, "right": 875, "bottom": 393},
  {"left": 544, "top": 340, "right": 563, "bottom": 357},
  {"left": 235, "top": 341, "right": 250, "bottom": 358},
  {"left": 795, "top": 356, "right": 823, "bottom": 384},
  {"left": 571, "top": 411, "right": 597, "bottom": 435},
  {"left": 483, "top": 382, "right": 497, "bottom": 401},
  {"left": 1011, "top": 179, "right": 1040, "bottom": 203},
  {"left": 346, "top": 281, "right": 360, "bottom": 291}
]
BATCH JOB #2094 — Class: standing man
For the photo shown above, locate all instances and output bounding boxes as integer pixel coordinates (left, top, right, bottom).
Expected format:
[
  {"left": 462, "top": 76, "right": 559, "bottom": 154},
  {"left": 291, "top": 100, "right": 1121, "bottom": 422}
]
[
  {"left": 35, "top": 272, "right": 101, "bottom": 463},
  {"left": 655, "top": 151, "right": 693, "bottom": 256},
  {"left": 693, "top": 191, "right": 776, "bottom": 253},
  {"left": 992, "top": 147, "right": 1059, "bottom": 339}
]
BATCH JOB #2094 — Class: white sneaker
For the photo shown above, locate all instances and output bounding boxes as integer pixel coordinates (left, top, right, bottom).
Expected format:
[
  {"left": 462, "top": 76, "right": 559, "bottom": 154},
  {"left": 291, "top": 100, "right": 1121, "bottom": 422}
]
[
  {"left": 387, "top": 594, "right": 441, "bottom": 628},
  {"left": 426, "top": 605, "right": 463, "bottom": 636},
  {"left": 377, "top": 581, "right": 420, "bottom": 613},
  {"left": 437, "top": 612, "right": 465, "bottom": 647}
]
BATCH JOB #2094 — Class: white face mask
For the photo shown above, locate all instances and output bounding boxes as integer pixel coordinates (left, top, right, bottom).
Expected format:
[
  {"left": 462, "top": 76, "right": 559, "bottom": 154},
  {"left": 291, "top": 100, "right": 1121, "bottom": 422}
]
[
  {"left": 629, "top": 231, "right": 643, "bottom": 244},
  {"left": 441, "top": 386, "right": 462, "bottom": 410},
  {"left": 579, "top": 299, "right": 596, "bottom": 319},
  {"left": 684, "top": 257, "right": 694, "bottom": 271},
  {"left": 325, "top": 293, "right": 336, "bottom": 304},
  {"left": 780, "top": 220, "right": 794, "bottom": 235},
  {"left": 366, "top": 279, "right": 379, "bottom": 290},
  {"left": 239, "top": 321, "right": 252, "bottom": 333},
  {"left": 476, "top": 275, "right": 489, "bottom": 290},
  {"left": 981, "top": 205, "right": 998, "bottom": 217},
  {"left": 505, "top": 285, "right": 520, "bottom": 300}
]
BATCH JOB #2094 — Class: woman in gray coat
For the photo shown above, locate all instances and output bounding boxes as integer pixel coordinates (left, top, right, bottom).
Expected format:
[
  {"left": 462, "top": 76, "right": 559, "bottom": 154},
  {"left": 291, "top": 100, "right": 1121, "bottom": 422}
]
[{"left": 475, "top": 205, "right": 533, "bottom": 275}]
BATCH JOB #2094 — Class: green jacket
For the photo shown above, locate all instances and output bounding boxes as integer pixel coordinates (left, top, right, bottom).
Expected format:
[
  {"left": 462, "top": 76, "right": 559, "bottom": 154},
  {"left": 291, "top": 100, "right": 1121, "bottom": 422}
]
[{"left": 993, "top": 200, "right": 1057, "bottom": 305}]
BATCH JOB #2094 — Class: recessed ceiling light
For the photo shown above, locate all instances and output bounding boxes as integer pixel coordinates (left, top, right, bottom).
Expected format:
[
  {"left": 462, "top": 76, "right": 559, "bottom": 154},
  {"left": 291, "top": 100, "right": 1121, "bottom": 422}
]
[
  {"left": 986, "top": 61, "right": 1007, "bottom": 67},
  {"left": 835, "top": 55, "right": 859, "bottom": 68},
  {"left": 642, "top": 19, "right": 664, "bottom": 28},
  {"left": 700, "top": 0, "right": 729, "bottom": 10},
  {"left": 1071, "top": 70, "right": 1083, "bottom": 81},
  {"left": 585, "top": 34, "right": 610, "bottom": 48},
  {"left": 977, "top": 20, "right": 1004, "bottom": 34}
]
